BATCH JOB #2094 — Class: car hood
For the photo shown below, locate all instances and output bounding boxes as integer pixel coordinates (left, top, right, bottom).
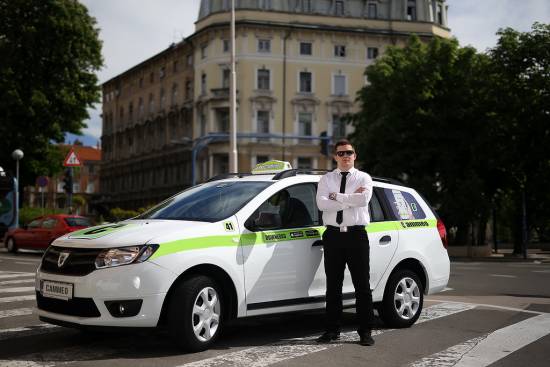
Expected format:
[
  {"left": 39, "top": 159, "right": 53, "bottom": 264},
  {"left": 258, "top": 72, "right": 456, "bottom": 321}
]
[{"left": 51, "top": 219, "right": 212, "bottom": 249}]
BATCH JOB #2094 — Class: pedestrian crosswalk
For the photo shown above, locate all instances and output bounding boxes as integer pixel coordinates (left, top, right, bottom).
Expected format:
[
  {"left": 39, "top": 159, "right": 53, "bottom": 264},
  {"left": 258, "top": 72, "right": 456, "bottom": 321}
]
[{"left": 0, "top": 268, "right": 549, "bottom": 367}]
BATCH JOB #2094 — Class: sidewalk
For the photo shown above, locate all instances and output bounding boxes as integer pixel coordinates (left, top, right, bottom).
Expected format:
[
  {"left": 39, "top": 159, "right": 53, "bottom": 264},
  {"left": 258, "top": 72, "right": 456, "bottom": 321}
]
[{"left": 450, "top": 248, "right": 550, "bottom": 263}]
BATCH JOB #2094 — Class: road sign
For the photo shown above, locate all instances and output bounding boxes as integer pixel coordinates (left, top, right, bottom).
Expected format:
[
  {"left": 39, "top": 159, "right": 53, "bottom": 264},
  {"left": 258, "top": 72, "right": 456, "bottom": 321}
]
[
  {"left": 63, "top": 148, "right": 82, "bottom": 167},
  {"left": 36, "top": 176, "right": 49, "bottom": 187}
]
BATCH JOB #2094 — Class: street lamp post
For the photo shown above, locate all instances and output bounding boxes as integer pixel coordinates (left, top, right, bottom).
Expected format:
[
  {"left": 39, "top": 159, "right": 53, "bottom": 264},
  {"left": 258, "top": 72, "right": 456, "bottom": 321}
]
[
  {"left": 229, "top": 0, "right": 238, "bottom": 172},
  {"left": 11, "top": 149, "right": 24, "bottom": 228}
]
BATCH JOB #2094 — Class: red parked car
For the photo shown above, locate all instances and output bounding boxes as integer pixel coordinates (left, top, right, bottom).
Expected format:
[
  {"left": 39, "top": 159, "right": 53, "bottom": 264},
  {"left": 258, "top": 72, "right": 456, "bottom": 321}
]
[{"left": 3, "top": 214, "right": 92, "bottom": 253}]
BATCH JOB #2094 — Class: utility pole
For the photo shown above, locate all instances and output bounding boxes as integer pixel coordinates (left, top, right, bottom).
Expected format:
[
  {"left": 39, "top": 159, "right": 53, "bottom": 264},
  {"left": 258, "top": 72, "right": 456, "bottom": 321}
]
[{"left": 229, "top": 0, "right": 238, "bottom": 172}]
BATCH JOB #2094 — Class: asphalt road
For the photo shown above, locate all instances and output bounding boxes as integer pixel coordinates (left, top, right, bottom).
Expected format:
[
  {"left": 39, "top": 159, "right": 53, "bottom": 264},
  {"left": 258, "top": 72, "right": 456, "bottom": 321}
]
[{"left": 0, "top": 249, "right": 549, "bottom": 367}]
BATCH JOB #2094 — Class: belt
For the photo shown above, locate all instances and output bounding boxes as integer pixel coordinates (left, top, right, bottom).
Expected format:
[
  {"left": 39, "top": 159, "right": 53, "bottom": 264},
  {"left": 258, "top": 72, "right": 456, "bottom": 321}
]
[{"left": 326, "top": 225, "right": 366, "bottom": 233}]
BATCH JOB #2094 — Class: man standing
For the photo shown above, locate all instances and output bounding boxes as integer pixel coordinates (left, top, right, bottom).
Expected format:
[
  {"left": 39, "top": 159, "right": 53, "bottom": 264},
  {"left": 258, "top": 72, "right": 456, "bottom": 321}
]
[{"left": 316, "top": 139, "right": 375, "bottom": 346}]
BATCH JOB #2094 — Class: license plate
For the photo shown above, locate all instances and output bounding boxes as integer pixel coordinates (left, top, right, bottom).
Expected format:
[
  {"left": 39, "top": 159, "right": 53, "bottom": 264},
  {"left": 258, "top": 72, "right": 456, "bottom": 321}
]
[{"left": 41, "top": 280, "right": 73, "bottom": 300}]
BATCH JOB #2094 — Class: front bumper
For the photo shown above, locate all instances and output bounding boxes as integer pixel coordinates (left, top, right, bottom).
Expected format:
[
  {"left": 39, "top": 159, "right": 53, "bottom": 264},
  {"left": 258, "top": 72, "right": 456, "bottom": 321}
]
[{"left": 35, "top": 261, "right": 176, "bottom": 327}]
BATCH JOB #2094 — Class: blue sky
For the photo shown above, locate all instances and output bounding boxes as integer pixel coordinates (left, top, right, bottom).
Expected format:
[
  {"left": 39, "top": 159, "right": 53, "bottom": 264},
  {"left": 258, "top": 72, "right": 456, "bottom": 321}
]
[{"left": 69, "top": 0, "right": 550, "bottom": 147}]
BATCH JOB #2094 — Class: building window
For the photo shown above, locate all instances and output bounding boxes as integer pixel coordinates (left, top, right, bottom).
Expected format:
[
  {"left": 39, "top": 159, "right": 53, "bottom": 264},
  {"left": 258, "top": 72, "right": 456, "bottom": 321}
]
[
  {"left": 301, "top": 0, "right": 312, "bottom": 12},
  {"left": 201, "top": 44, "right": 207, "bottom": 59},
  {"left": 149, "top": 93, "right": 155, "bottom": 114},
  {"left": 160, "top": 88, "right": 165, "bottom": 109},
  {"left": 334, "top": 45, "right": 346, "bottom": 57},
  {"left": 159, "top": 66, "right": 165, "bottom": 79},
  {"left": 138, "top": 98, "right": 144, "bottom": 116},
  {"left": 119, "top": 107, "right": 124, "bottom": 123},
  {"left": 149, "top": 72, "right": 154, "bottom": 84},
  {"left": 299, "top": 71, "right": 312, "bottom": 93},
  {"left": 185, "top": 80, "right": 192, "bottom": 99},
  {"left": 258, "top": 39, "right": 271, "bottom": 53},
  {"left": 257, "top": 68, "right": 270, "bottom": 90},
  {"left": 333, "top": 74, "right": 346, "bottom": 96},
  {"left": 332, "top": 115, "right": 346, "bottom": 138},
  {"left": 217, "top": 109, "right": 229, "bottom": 132},
  {"left": 171, "top": 84, "right": 178, "bottom": 106},
  {"left": 335, "top": 0, "right": 344, "bottom": 16},
  {"left": 367, "top": 47, "right": 379, "bottom": 59},
  {"left": 257, "top": 110, "right": 270, "bottom": 139},
  {"left": 300, "top": 42, "right": 312, "bottom": 55},
  {"left": 298, "top": 112, "right": 312, "bottom": 138},
  {"left": 173, "top": 60, "right": 179, "bottom": 73},
  {"left": 407, "top": 0, "right": 417, "bottom": 20},
  {"left": 139, "top": 77, "right": 143, "bottom": 88},
  {"left": 437, "top": 3, "right": 443, "bottom": 24},
  {"left": 201, "top": 74, "right": 207, "bottom": 95},
  {"left": 222, "top": 69, "right": 230, "bottom": 88},
  {"left": 187, "top": 54, "right": 193, "bottom": 66},
  {"left": 128, "top": 102, "right": 133, "bottom": 122},
  {"left": 200, "top": 111, "right": 206, "bottom": 136},
  {"left": 256, "top": 155, "right": 269, "bottom": 164},
  {"left": 368, "top": 3, "right": 377, "bottom": 18},
  {"left": 260, "top": 0, "right": 272, "bottom": 10},
  {"left": 297, "top": 157, "right": 312, "bottom": 169},
  {"left": 223, "top": 39, "right": 230, "bottom": 53}
]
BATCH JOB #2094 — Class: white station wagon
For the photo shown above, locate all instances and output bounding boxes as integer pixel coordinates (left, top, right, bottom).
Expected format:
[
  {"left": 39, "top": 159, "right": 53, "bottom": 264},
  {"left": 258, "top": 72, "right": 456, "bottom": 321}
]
[{"left": 35, "top": 161, "right": 450, "bottom": 351}]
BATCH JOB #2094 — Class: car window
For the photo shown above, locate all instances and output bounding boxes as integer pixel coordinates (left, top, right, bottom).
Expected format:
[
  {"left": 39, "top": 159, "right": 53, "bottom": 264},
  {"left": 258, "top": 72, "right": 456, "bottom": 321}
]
[
  {"left": 28, "top": 219, "right": 42, "bottom": 229},
  {"left": 64, "top": 217, "right": 91, "bottom": 227},
  {"left": 383, "top": 188, "right": 426, "bottom": 220},
  {"left": 368, "top": 192, "right": 385, "bottom": 222},
  {"left": 42, "top": 218, "right": 58, "bottom": 229},
  {"left": 138, "top": 181, "right": 273, "bottom": 222},
  {"left": 249, "top": 183, "right": 320, "bottom": 231}
]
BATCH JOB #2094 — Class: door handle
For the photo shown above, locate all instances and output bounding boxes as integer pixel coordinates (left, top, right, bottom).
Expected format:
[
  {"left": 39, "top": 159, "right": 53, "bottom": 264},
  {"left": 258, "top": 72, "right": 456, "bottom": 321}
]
[
  {"left": 379, "top": 235, "right": 392, "bottom": 245},
  {"left": 312, "top": 240, "right": 323, "bottom": 247}
]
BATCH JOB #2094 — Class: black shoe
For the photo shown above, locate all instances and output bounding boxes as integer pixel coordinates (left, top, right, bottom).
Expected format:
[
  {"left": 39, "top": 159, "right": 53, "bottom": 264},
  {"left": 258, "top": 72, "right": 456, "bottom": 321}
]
[
  {"left": 316, "top": 331, "right": 340, "bottom": 343},
  {"left": 359, "top": 333, "right": 375, "bottom": 346}
]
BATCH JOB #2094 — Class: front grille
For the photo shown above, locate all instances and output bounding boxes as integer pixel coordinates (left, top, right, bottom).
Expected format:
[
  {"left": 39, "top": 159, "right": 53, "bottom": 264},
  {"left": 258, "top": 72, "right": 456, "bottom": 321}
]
[
  {"left": 36, "top": 291, "right": 101, "bottom": 317},
  {"left": 41, "top": 246, "right": 102, "bottom": 276}
]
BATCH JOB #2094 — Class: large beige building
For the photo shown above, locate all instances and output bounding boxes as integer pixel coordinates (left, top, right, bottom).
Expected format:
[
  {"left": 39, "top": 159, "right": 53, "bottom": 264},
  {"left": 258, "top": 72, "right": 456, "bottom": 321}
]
[{"left": 101, "top": 0, "right": 450, "bottom": 209}]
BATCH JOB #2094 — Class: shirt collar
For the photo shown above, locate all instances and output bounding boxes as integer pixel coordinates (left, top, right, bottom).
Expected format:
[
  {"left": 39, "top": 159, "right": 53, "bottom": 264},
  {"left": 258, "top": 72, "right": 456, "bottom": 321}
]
[{"left": 335, "top": 167, "right": 357, "bottom": 175}]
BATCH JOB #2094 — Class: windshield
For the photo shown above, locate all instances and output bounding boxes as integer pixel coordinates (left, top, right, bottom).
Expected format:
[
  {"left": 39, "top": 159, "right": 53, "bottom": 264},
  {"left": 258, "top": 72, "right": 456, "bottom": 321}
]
[
  {"left": 64, "top": 217, "right": 91, "bottom": 227},
  {"left": 137, "top": 181, "right": 273, "bottom": 222}
]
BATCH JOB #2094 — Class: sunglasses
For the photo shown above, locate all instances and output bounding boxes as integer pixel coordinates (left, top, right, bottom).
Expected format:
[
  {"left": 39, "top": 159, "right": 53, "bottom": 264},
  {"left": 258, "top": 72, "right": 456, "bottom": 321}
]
[{"left": 336, "top": 150, "right": 355, "bottom": 157}]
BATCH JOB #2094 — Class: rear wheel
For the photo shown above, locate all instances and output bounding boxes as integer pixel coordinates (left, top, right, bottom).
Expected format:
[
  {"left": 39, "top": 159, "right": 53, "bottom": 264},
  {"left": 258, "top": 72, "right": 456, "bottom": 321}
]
[
  {"left": 167, "top": 275, "right": 223, "bottom": 352},
  {"left": 379, "top": 269, "right": 423, "bottom": 328},
  {"left": 6, "top": 238, "right": 17, "bottom": 253}
]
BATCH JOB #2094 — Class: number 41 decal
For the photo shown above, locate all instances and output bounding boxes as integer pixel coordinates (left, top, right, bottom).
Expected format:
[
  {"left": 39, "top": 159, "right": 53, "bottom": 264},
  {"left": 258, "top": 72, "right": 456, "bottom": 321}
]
[{"left": 224, "top": 221, "right": 235, "bottom": 232}]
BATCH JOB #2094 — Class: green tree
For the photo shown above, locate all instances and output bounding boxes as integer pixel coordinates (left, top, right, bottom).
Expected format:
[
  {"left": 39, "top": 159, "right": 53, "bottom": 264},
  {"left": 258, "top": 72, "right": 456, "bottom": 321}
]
[
  {"left": 487, "top": 23, "right": 550, "bottom": 253},
  {"left": 350, "top": 36, "right": 496, "bottom": 246},
  {"left": 0, "top": 0, "right": 103, "bottom": 184}
]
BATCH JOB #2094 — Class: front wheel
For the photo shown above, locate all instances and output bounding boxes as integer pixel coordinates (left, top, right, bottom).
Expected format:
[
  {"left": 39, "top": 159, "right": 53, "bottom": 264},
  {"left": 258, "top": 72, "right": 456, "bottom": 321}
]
[
  {"left": 379, "top": 269, "right": 423, "bottom": 328},
  {"left": 167, "top": 275, "right": 223, "bottom": 352},
  {"left": 6, "top": 238, "right": 17, "bottom": 253}
]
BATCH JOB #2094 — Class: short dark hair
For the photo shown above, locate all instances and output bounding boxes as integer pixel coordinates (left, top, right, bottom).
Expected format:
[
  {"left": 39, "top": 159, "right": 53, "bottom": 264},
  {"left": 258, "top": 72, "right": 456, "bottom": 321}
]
[{"left": 333, "top": 139, "right": 354, "bottom": 153}]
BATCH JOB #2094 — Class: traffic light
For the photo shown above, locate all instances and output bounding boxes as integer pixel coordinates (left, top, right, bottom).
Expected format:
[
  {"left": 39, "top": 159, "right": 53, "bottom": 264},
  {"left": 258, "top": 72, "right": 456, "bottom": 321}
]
[
  {"left": 63, "top": 169, "right": 73, "bottom": 194},
  {"left": 319, "top": 131, "right": 329, "bottom": 156}
]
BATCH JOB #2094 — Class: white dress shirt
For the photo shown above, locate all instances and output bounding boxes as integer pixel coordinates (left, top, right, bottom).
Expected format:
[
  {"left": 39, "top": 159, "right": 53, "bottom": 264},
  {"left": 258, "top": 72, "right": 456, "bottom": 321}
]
[{"left": 316, "top": 167, "right": 373, "bottom": 227}]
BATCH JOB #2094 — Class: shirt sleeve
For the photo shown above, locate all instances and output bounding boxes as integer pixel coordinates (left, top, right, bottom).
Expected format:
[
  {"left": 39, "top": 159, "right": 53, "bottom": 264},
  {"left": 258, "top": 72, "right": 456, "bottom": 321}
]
[
  {"left": 335, "top": 173, "right": 373, "bottom": 208},
  {"left": 316, "top": 175, "right": 350, "bottom": 212}
]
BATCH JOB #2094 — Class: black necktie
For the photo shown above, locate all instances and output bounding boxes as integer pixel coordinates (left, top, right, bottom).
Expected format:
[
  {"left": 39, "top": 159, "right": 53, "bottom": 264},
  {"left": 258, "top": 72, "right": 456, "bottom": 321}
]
[{"left": 336, "top": 172, "right": 349, "bottom": 224}]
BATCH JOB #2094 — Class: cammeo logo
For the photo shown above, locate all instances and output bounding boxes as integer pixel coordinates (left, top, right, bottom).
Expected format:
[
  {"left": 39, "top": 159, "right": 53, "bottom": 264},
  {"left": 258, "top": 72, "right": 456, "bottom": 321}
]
[
  {"left": 290, "top": 231, "right": 304, "bottom": 239},
  {"left": 401, "top": 221, "right": 430, "bottom": 228},
  {"left": 264, "top": 233, "right": 287, "bottom": 242},
  {"left": 305, "top": 229, "right": 320, "bottom": 237}
]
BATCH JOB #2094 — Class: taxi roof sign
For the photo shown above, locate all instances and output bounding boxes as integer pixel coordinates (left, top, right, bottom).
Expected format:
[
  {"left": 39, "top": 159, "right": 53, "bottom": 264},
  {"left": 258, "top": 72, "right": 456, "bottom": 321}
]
[
  {"left": 251, "top": 160, "right": 292, "bottom": 174},
  {"left": 63, "top": 148, "right": 82, "bottom": 167}
]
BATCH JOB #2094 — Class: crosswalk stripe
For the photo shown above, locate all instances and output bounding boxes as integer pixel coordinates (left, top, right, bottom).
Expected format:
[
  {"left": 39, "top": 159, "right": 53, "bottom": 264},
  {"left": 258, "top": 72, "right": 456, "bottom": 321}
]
[
  {"left": 0, "top": 295, "right": 35, "bottom": 304},
  {"left": 15, "top": 261, "right": 38, "bottom": 266},
  {"left": 0, "top": 287, "right": 35, "bottom": 294},
  {"left": 452, "top": 313, "right": 550, "bottom": 366},
  {"left": 0, "top": 308, "right": 34, "bottom": 319},
  {"left": 178, "top": 302, "right": 476, "bottom": 367},
  {"left": 0, "top": 279, "right": 35, "bottom": 286},
  {"left": 0, "top": 274, "right": 35, "bottom": 280},
  {"left": 410, "top": 335, "right": 489, "bottom": 367},
  {"left": 0, "top": 324, "right": 59, "bottom": 342}
]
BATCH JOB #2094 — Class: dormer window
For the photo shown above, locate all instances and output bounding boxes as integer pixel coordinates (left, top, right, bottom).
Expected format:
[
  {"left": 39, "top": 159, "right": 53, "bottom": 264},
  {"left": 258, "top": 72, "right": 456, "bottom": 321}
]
[
  {"left": 407, "top": 0, "right": 417, "bottom": 21},
  {"left": 335, "top": 0, "right": 344, "bottom": 16}
]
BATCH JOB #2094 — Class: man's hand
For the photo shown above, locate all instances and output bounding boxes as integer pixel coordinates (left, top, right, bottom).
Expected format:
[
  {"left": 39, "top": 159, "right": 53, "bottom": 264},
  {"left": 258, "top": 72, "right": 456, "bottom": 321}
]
[
  {"left": 354, "top": 187, "right": 366, "bottom": 193},
  {"left": 329, "top": 192, "right": 337, "bottom": 201}
]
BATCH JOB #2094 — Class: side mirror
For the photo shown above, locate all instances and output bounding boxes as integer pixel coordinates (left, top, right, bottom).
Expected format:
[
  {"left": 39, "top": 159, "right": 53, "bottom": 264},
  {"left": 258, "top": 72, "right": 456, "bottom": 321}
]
[{"left": 247, "top": 212, "right": 281, "bottom": 231}]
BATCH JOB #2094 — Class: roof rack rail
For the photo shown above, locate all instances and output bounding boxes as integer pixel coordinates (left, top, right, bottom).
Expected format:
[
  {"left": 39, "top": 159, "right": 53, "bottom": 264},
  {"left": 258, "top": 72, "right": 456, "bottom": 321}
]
[
  {"left": 273, "top": 169, "right": 330, "bottom": 180},
  {"left": 372, "top": 176, "right": 405, "bottom": 186},
  {"left": 207, "top": 173, "right": 253, "bottom": 182}
]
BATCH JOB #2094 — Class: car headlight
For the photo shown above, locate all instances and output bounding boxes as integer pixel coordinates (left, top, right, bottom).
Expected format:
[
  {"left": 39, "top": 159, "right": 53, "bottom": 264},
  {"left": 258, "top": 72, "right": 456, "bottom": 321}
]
[{"left": 95, "top": 244, "right": 159, "bottom": 269}]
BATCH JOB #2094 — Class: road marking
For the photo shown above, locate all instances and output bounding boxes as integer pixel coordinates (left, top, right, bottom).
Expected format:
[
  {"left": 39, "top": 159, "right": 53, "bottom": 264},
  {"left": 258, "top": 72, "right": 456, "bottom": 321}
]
[
  {"left": 0, "top": 273, "right": 35, "bottom": 280},
  {"left": 15, "top": 261, "right": 38, "bottom": 266},
  {"left": 0, "top": 256, "right": 41, "bottom": 262},
  {"left": 451, "top": 313, "right": 550, "bottom": 367},
  {"left": 178, "top": 302, "right": 475, "bottom": 367},
  {"left": 489, "top": 274, "right": 517, "bottom": 278},
  {"left": 0, "top": 295, "right": 35, "bottom": 304},
  {"left": 0, "top": 308, "right": 33, "bottom": 319},
  {"left": 532, "top": 270, "right": 550, "bottom": 273},
  {"left": 0, "top": 279, "right": 35, "bottom": 286},
  {"left": 0, "top": 324, "right": 58, "bottom": 341},
  {"left": 410, "top": 335, "right": 489, "bottom": 367},
  {"left": 425, "top": 299, "right": 545, "bottom": 315},
  {"left": 441, "top": 287, "right": 454, "bottom": 292},
  {"left": 0, "top": 287, "right": 36, "bottom": 294}
]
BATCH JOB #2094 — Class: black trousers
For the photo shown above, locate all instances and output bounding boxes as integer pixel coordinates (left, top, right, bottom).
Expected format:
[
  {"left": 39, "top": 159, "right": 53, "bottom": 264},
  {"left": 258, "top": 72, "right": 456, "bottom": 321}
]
[{"left": 322, "top": 227, "right": 374, "bottom": 334}]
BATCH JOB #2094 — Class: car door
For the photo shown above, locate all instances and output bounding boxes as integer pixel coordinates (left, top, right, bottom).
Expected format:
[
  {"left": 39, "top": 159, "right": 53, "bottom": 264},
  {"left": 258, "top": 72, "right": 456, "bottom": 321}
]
[
  {"left": 17, "top": 218, "right": 42, "bottom": 248},
  {"left": 240, "top": 183, "right": 324, "bottom": 312},
  {"left": 37, "top": 217, "right": 58, "bottom": 248}
]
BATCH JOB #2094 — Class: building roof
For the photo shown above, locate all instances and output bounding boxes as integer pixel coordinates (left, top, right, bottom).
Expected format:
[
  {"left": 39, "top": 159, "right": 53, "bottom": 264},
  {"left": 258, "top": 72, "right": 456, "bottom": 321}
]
[{"left": 60, "top": 145, "right": 102, "bottom": 163}]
